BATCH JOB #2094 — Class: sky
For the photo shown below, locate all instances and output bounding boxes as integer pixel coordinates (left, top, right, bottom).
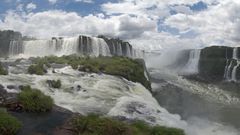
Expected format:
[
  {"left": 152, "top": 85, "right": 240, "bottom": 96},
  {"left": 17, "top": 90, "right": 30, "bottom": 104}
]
[{"left": 0, "top": 0, "right": 240, "bottom": 50}]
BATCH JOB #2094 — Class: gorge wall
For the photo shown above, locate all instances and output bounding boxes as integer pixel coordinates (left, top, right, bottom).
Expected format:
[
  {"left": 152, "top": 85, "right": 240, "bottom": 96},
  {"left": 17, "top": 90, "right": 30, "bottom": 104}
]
[{"left": 176, "top": 46, "right": 240, "bottom": 83}]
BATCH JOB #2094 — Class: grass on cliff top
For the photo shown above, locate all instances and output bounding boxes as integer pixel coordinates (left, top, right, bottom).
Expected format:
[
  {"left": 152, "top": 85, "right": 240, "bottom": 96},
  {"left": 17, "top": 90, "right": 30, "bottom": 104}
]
[
  {"left": 28, "top": 55, "right": 151, "bottom": 90},
  {"left": 0, "top": 109, "right": 22, "bottom": 135},
  {"left": 18, "top": 86, "right": 54, "bottom": 112},
  {"left": 71, "top": 114, "right": 185, "bottom": 135},
  {"left": 0, "top": 62, "right": 8, "bottom": 75}
]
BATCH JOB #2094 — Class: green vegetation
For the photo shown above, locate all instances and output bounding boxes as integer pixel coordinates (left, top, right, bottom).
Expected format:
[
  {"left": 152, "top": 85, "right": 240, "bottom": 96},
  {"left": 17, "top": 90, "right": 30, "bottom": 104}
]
[
  {"left": 46, "top": 79, "right": 62, "bottom": 88},
  {"left": 71, "top": 115, "right": 185, "bottom": 135},
  {"left": 30, "top": 55, "right": 151, "bottom": 90},
  {"left": 0, "top": 63, "right": 8, "bottom": 75},
  {"left": 0, "top": 109, "right": 22, "bottom": 135},
  {"left": 18, "top": 86, "right": 54, "bottom": 112},
  {"left": 28, "top": 64, "right": 47, "bottom": 75}
]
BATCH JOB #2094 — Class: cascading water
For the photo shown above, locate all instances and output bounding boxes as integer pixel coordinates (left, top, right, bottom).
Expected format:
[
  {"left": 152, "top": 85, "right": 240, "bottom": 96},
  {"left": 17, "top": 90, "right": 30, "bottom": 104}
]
[
  {"left": 57, "top": 37, "right": 79, "bottom": 56},
  {"left": 126, "top": 44, "right": 131, "bottom": 57},
  {"left": 8, "top": 35, "right": 140, "bottom": 58},
  {"left": 22, "top": 40, "right": 54, "bottom": 57},
  {"left": 117, "top": 42, "right": 123, "bottom": 56},
  {"left": 224, "top": 47, "right": 240, "bottom": 82},
  {"left": 181, "top": 49, "right": 201, "bottom": 74},
  {"left": 91, "top": 37, "right": 111, "bottom": 57},
  {"left": 232, "top": 61, "right": 240, "bottom": 81},
  {"left": 9, "top": 40, "right": 22, "bottom": 56}
]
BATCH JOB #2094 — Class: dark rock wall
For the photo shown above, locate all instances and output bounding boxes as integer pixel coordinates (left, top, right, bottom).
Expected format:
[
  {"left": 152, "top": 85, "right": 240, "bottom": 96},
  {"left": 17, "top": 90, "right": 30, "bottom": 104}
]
[
  {"left": 0, "top": 30, "right": 22, "bottom": 57},
  {"left": 198, "top": 46, "right": 240, "bottom": 82},
  {"left": 199, "top": 46, "right": 230, "bottom": 82}
]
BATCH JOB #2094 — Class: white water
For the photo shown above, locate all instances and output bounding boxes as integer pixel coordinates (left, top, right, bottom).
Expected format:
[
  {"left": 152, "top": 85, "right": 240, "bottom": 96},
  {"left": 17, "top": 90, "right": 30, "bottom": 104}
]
[
  {"left": 9, "top": 40, "right": 22, "bottom": 56},
  {"left": 232, "top": 61, "right": 240, "bottom": 81},
  {"left": 181, "top": 49, "right": 201, "bottom": 74},
  {"left": 126, "top": 44, "right": 131, "bottom": 57},
  {"left": 233, "top": 48, "right": 238, "bottom": 60},
  {"left": 224, "top": 47, "right": 240, "bottom": 82},
  {"left": 0, "top": 64, "right": 186, "bottom": 129},
  {"left": 9, "top": 36, "right": 144, "bottom": 58},
  {"left": 57, "top": 37, "right": 79, "bottom": 56},
  {"left": 91, "top": 37, "right": 111, "bottom": 57}
]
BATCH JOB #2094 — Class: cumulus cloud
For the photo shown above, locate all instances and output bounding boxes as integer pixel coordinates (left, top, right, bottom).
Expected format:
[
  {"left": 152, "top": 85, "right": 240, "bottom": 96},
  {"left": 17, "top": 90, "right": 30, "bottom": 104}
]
[
  {"left": 48, "top": 0, "right": 58, "bottom": 4},
  {"left": 0, "top": 10, "right": 157, "bottom": 40},
  {"left": 1, "top": 0, "right": 240, "bottom": 51},
  {"left": 26, "top": 3, "right": 37, "bottom": 11}
]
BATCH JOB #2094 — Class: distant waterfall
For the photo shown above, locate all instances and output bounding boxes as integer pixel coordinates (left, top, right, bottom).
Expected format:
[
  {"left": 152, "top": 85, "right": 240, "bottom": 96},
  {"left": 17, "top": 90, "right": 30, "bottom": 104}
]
[
  {"left": 8, "top": 35, "right": 140, "bottom": 58},
  {"left": 224, "top": 48, "right": 240, "bottom": 82},
  {"left": 182, "top": 49, "right": 201, "bottom": 74}
]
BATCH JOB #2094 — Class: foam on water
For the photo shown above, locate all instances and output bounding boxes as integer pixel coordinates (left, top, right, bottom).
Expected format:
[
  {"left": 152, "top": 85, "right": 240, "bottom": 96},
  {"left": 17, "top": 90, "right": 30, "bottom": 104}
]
[{"left": 0, "top": 64, "right": 186, "bottom": 129}]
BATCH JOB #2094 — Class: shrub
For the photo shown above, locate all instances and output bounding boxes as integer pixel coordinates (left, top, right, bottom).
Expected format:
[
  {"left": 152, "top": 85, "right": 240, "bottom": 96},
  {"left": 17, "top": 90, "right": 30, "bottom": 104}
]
[
  {"left": 46, "top": 80, "right": 61, "bottom": 88},
  {"left": 150, "top": 126, "right": 185, "bottom": 135},
  {"left": 18, "top": 86, "right": 54, "bottom": 112},
  {"left": 71, "top": 114, "right": 132, "bottom": 135},
  {"left": 0, "top": 63, "right": 8, "bottom": 75},
  {"left": 0, "top": 110, "right": 22, "bottom": 135},
  {"left": 28, "top": 64, "right": 47, "bottom": 75},
  {"left": 71, "top": 115, "right": 185, "bottom": 135},
  {"left": 30, "top": 56, "right": 151, "bottom": 90}
]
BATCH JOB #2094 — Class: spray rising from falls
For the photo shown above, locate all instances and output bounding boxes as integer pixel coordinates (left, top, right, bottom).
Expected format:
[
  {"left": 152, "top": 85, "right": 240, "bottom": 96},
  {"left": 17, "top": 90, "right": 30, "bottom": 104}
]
[
  {"left": 224, "top": 47, "right": 240, "bottom": 82},
  {"left": 9, "top": 36, "right": 144, "bottom": 58}
]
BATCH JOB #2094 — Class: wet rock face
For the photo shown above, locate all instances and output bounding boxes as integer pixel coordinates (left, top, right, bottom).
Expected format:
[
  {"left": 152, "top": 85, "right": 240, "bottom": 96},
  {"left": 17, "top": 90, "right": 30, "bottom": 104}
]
[
  {"left": 0, "top": 30, "right": 22, "bottom": 57},
  {"left": 197, "top": 46, "right": 240, "bottom": 82},
  {"left": 198, "top": 46, "right": 231, "bottom": 82}
]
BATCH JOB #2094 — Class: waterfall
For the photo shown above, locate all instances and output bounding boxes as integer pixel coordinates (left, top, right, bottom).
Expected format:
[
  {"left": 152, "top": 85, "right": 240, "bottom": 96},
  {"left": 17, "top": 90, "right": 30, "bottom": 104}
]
[
  {"left": 224, "top": 47, "right": 240, "bottom": 82},
  {"left": 126, "top": 44, "right": 131, "bottom": 57},
  {"left": 57, "top": 37, "right": 79, "bottom": 56},
  {"left": 233, "top": 48, "right": 238, "bottom": 60},
  {"left": 91, "top": 37, "right": 111, "bottom": 57},
  {"left": 9, "top": 40, "right": 22, "bottom": 56},
  {"left": 182, "top": 49, "right": 201, "bottom": 74},
  {"left": 117, "top": 42, "right": 123, "bottom": 56},
  {"left": 113, "top": 41, "right": 116, "bottom": 55},
  {"left": 225, "top": 61, "right": 233, "bottom": 81},
  {"left": 22, "top": 40, "right": 54, "bottom": 57},
  {"left": 232, "top": 61, "right": 240, "bottom": 81},
  {"left": 224, "top": 59, "right": 229, "bottom": 79},
  {"left": 8, "top": 35, "right": 140, "bottom": 58}
]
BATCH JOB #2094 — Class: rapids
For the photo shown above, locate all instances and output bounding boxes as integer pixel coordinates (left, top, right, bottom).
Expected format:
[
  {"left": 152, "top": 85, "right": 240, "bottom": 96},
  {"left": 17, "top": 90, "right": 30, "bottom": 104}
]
[{"left": 0, "top": 60, "right": 186, "bottom": 129}]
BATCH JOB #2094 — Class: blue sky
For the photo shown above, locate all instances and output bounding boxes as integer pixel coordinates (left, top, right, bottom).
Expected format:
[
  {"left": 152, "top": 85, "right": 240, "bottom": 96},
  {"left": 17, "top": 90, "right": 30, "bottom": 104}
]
[
  {"left": 0, "top": 0, "right": 239, "bottom": 50},
  {"left": 0, "top": 0, "right": 117, "bottom": 15}
]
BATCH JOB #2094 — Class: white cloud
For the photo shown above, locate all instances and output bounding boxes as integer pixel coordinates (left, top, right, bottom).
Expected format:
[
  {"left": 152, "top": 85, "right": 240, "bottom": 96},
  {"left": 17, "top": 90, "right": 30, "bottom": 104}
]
[
  {"left": 26, "top": 3, "right": 37, "bottom": 11},
  {"left": 0, "top": 10, "right": 157, "bottom": 40},
  {"left": 75, "top": 0, "right": 94, "bottom": 3},
  {"left": 48, "top": 0, "right": 58, "bottom": 4},
  {"left": 1, "top": 0, "right": 240, "bottom": 51}
]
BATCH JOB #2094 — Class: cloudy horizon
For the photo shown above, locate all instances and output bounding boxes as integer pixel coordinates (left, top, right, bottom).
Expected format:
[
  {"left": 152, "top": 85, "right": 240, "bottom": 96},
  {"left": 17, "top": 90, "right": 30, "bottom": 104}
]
[{"left": 1, "top": 0, "right": 240, "bottom": 50}]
